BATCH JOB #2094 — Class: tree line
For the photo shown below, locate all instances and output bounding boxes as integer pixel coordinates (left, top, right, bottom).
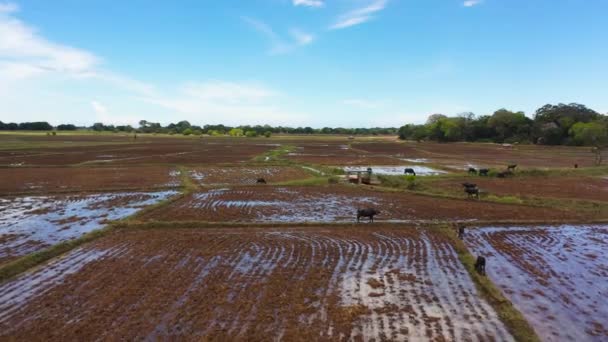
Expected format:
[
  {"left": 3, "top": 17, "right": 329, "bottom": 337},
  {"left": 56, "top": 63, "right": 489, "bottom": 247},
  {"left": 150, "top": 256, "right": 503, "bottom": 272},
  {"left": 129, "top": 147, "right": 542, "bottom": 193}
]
[
  {"left": 0, "top": 119, "right": 397, "bottom": 136},
  {"left": 398, "top": 103, "right": 608, "bottom": 147}
]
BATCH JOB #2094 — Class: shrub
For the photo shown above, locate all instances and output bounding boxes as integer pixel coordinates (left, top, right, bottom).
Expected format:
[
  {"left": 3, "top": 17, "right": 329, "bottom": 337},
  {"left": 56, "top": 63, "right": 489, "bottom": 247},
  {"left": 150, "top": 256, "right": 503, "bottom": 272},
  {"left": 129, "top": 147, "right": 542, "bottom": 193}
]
[
  {"left": 182, "top": 128, "right": 193, "bottom": 136},
  {"left": 245, "top": 130, "right": 258, "bottom": 137},
  {"left": 264, "top": 131, "right": 272, "bottom": 138}
]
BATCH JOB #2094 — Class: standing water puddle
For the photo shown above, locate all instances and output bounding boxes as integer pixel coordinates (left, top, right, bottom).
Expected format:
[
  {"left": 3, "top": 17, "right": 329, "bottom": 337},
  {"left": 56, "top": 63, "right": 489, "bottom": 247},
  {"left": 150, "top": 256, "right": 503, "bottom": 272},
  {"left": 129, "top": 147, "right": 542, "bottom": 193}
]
[
  {"left": 341, "top": 165, "right": 445, "bottom": 176},
  {"left": 0, "top": 191, "right": 177, "bottom": 262}
]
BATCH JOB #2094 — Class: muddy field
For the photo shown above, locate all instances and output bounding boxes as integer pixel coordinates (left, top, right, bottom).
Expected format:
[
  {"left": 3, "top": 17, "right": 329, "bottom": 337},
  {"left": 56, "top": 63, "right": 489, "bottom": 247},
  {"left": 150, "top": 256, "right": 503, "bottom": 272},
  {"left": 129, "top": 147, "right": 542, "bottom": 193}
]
[
  {"left": 0, "top": 138, "right": 275, "bottom": 166},
  {"left": 188, "top": 166, "right": 312, "bottom": 185},
  {"left": 0, "top": 191, "right": 176, "bottom": 265},
  {"left": 0, "top": 227, "right": 513, "bottom": 340},
  {"left": 354, "top": 141, "right": 597, "bottom": 168},
  {"left": 465, "top": 225, "right": 608, "bottom": 341},
  {"left": 141, "top": 185, "right": 583, "bottom": 223},
  {"left": 0, "top": 166, "right": 180, "bottom": 194},
  {"left": 285, "top": 142, "right": 404, "bottom": 165},
  {"left": 431, "top": 176, "right": 608, "bottom": 202}
]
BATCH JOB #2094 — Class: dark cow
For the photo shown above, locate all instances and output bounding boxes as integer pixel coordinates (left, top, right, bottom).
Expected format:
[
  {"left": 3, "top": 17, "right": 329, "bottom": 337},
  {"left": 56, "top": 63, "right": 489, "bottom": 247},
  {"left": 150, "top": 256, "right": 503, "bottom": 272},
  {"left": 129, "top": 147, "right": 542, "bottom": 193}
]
[
  {"left": 357, "top": 208, "right": 379, "bottom": 223},
  {"left": 404, "top": 168, "right": 416, "bottom": 176},
  {"left": 478, "top": 169, "right": 489, "bottom": 176},
  {"left": 496, "top": 170, "right": 512, "bottom": 178},
  {"left": 468, "top": 167, "right": 477, "bottom": 175},
  {"left": 574, "top": 163, "right": 578, "bottom": 169},
  {"left": 461, "top": 182, "right": 477, "bottom": 189},
  {"left": 475, "top": 256, "right": 486, "bottom": 275},
  {"left": 457, "top": 224, "right": 465, "bottom": 239},
  {"left": 464, "top": 187, "right": 479, "bottom": 199},
  {"left": 256, "top": 178, "right": 267, "bottom": 184},
  {"left": 507, "top": 164, "right": 517, "bottom": 172}
]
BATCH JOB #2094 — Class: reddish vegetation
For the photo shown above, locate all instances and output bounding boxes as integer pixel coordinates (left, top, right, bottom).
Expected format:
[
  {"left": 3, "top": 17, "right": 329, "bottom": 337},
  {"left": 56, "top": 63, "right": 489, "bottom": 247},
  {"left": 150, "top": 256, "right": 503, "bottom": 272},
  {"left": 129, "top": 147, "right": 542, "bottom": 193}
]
[
  {"left": 0, "top": 137, "right": 274, "bottom": 166},
  {"left": 465, "top": 225, "right": 608, "bottom": 341},
  {"left": 140, "top": 185, "right": 583, "bottom": 222},
  {"left": 188, "top": 166, "right": 311, "bottom": 185},
  {"left": 434, "top": 176, "right": 608, "bottom": 202},
  {"left": 0, "top": 166, "right": 179, "bottom": 194},
  {"left": 355, "top": 141, "right": 596, "bottom": 168},
  {"left": 0, "top": 227, "right": 512, "bottom": 340}
]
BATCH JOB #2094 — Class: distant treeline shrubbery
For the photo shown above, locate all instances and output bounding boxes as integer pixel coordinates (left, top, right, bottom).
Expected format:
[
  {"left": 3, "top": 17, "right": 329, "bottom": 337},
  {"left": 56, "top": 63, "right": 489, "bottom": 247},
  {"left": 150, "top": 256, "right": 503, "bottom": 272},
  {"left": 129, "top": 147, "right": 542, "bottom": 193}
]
[
  {"left": 0, "top": 119, "right": 397, "bottom": 137},
  {"left": 398, "top": 103, "right": 608, "bottom": 147}
]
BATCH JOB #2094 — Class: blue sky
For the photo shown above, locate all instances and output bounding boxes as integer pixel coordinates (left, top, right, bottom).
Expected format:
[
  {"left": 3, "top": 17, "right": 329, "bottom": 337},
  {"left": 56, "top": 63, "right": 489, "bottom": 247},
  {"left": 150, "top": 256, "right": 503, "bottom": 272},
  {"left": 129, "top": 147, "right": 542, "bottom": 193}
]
[{"left": 1, "top": 0, "right": 607, "bottom": 127}]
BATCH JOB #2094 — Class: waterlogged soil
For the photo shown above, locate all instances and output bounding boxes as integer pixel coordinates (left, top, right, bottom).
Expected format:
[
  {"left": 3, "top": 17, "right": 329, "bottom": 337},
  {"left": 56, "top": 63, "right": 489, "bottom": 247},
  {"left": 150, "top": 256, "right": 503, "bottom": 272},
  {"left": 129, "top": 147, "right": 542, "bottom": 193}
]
[
  {"left": 0, "top": 166, "right": 180, "bottom": 194},
  {"left": 354, "top": 141, "right": 597, "bottom": 168},
  {"left": 0, "top": 191, "right": 176, "bottom": 264},
  {"left": 342, "top": 165, "right": 446, "bottom": 176},
  {"left": 188, "top": 166, "right": 311, "bottom": 185},
  {"left": 141, "top": 185, "right": 582, "bottom": 223},
  {"left": 434, "top": 176, "right": 608, "bottom": 203},
  {"left": 0, "top": 227, "right": 513, "bottom": 340},
  {"left": 465, "top": 225, "right": 608, "bottom": 341},
  {"left": 286, "top": 143, "right": 404, "bottom": 165}
]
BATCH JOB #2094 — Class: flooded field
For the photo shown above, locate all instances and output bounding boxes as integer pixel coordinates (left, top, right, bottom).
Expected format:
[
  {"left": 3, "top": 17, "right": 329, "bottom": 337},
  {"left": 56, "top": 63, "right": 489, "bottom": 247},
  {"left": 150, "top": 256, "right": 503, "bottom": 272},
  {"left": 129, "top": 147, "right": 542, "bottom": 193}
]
[
  {"left": 342, "top": 165, "right": 446, "bottom": 176},
  {"left": 140, "top": 186, "right": 581, "bottom": 223},
  {"left": 0, "top": 191, "right": 177, "bottom": 264},
  {"left": 465, "top": 225, "right": 608, "bottom": 341},
  {"left": 188, "top": 166, "right": 311, "bottom": 185},
  {"left": 0, "top": 227, "right": 513, "bottom": 340}
]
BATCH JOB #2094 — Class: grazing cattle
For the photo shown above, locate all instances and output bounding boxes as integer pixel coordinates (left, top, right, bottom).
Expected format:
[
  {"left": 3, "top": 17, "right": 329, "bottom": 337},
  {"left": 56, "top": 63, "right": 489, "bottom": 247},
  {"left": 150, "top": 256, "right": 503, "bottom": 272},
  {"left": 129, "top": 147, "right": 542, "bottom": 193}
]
[
  {"left": 496, "top": 170, "right": 512, "bottom": 178},
  {"left": 457, "top": 225, "right": 465, "bottom": 239},
  {"left": 468, "top": 167, "right": 477, "bottom": 175},
  {"left": 404, "top": 168, "right": 416, "bottom": 176},
  {"left": 256, "top": 178, "right": 267, "bottom": 184},
  {"left": 507, "top": 164, "right": 517, "bottom": 171},
  {"left": 461, "top": 182, "right": 477, "bottom": 189},
  {"left": 475, "top": 256, "right": 486, "bottom": 275},
  {"left": 357, "top": 208, "right": 379, "bottom": 223},
  {"left": 478, "top": 169, "right": 489, "bottom": 176},
  {"left": 464, "top": 187, "right": 479, "bottom": 199},
  {"left": 574, "top": 163, "right": 578, "bottom": 169}
]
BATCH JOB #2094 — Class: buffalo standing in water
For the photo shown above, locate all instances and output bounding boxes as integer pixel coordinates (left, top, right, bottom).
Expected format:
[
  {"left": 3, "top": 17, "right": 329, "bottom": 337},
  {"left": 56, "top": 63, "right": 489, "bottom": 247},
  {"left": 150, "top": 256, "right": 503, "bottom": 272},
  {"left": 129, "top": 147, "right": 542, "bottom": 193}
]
[
  {"left": 404, "top": 168, "right": 416, "bottom": 176},
  {"left": 256, "top": 178, "right": 267, "bottom": 184},
  {"left": 357, "top": 208, "right": 379, "bottom": 223}
]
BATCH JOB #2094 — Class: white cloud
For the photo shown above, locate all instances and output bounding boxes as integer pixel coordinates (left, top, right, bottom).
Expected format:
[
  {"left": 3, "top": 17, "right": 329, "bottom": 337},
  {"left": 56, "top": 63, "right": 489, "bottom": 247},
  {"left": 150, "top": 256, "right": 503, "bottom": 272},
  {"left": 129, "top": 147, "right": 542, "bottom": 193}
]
[
  {"left": 91, "top": 100, "right": 107, "bottom": 115},
  {"left": 243, "top": 17, "right": 314, "bottom": 54},
  {"left": 330, "top": 0, "right": 388, "bottom": 30},
  {"left": 293, "top": 0, "right": 324, "bottom": 8},
  {"left": 463, "top": 0, "right": 483, "bottom": 7},
  {"left": 290, "top": 28, "right": 314, "bottom": 46}
]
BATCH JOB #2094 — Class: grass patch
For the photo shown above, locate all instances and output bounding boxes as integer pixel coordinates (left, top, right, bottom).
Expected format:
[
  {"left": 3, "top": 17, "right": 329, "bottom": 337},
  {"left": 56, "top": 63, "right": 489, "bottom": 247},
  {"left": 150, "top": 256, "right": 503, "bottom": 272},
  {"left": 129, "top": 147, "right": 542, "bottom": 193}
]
[
  {"left": 274, "top": 176, "right": 339, "bottom": 186},
  {"left": 0, "top": 226, "right": 113, "bottom": 285},
  {"left": 253, "top": 144, "right": 296, "bottom": 163},
  {"left": 436, "top": 225, "right": 540, "bottom": 342},
  {"left": 176, "top": 165, "right": 198, "bottom": 192}
]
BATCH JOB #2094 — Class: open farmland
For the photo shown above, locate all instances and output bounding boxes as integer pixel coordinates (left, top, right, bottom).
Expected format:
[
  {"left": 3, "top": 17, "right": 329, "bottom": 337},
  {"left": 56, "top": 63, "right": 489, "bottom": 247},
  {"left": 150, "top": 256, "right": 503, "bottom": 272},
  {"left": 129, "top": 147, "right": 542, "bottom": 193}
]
[
  {"left": 0, "top": 227, "right": 513, "bottom": 341},
  {"left": 140, "top": 185, "right": 584, "bottom": 223},
  {"left": 1, "top": 133, "right": 607, "bottom": 340},
  {"left": 465, "top": 225, "right": 608, "bottom": 341},
  {"left": 0, "top": 166, "right": 180, "bottom": 195}
]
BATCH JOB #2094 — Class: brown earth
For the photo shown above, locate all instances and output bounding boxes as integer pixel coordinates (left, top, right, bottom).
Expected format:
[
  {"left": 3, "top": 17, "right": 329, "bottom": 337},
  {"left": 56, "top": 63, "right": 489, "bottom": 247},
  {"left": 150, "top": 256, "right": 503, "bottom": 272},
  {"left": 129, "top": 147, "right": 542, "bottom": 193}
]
[
  {"left": 354, "top": 141, "right": 597, "bottom": 168},
  {"left": 0, "top": 226, "right": 513, "bottom": 341},
  {"left": 0, "top": 166, "right": 180, "bottom": 194},
  {"left": 285, "top": 142, "right": 404, "bottom": 165},
  {"left": 140, "top": 185, "right": 584, "bottom": 222},
  {"left": 432, "top": 176, "right": 608, "bottom": 202}
]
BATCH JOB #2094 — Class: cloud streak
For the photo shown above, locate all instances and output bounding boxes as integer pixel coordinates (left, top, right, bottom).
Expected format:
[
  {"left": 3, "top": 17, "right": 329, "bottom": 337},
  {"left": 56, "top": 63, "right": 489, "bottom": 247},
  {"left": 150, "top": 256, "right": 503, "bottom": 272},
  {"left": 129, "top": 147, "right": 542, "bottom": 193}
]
[
  {"left": 463, "top": 0, "right": 483, "bottom": 7},
  {"left": 243, "top": 16, "right": 314, "bottom": 54},
  {"left": 329, "top": 0, "right": 388, "bottom": 30},
  {"left": 293, "top": 0, "right": 324, "bottom": 8}
]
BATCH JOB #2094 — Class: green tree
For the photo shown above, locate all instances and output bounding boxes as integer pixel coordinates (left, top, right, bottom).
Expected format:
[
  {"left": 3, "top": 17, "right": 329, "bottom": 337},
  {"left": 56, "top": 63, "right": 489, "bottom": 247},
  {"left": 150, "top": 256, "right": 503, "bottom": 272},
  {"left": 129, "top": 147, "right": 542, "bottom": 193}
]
[
  {"left": 245, "top": 130, "right": 258, "bottom": 137},
  {"left": 182, "top": 128, "right": 193, "bottom": 136},
  {"left": 228, "top": 128, "right": 244, "bottom": 137},
  {"left": 569, "top": 122, "right": 608, "bottom": 146}
]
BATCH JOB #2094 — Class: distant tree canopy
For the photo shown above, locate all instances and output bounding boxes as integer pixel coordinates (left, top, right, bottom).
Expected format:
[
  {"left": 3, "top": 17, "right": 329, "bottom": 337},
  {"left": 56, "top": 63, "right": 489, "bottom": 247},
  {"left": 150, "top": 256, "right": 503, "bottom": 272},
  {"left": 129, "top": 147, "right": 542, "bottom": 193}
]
[
  {"left": 398, "top": 103, "right": 608, "bottom": 147},
  {"left": 0, "top": 121, "right": 53, "bottom": 131}
]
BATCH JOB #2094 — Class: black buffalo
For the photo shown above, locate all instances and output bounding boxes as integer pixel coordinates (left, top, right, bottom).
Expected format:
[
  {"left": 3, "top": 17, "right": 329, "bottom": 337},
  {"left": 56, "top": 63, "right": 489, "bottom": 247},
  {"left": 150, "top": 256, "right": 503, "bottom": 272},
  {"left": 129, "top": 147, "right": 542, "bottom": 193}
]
[
  {"left": 464, "top": 187, "right": 479, "bottom": 199},
  {"left": 404, "top": 168, "right": 416, "bottom": 176},
  {"left": 256, "top": 178, "right": 267, "bottom": 184},
  {"left": 357, "top": 208, "right": 379, "bottom": 223},
  {"left": 468, "top": 167, "right": 477, "bottom": 175},
  {"left": 478, "top": 169, "right": 489, "bottom": 176},
  {"left": 475, "top": 256, "right": 486, "bottom": 275}
]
